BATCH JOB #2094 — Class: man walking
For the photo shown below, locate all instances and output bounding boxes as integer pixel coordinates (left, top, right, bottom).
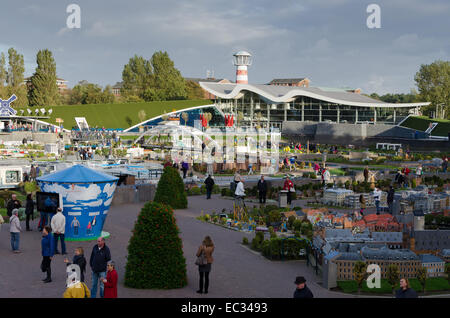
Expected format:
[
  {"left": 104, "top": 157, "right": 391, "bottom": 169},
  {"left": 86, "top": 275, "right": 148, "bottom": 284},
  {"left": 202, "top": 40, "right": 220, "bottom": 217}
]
[
  {"left": 30, "top": 164, "right": 37, "bottom": 182},
  {"left": 443, "top": 158, "right": 448, "bottom": 173},
  {"left": 257, "top": 175, "right": 268, "bottom": 204},
  {"left": 181, "top": 161, "right": 189, "bottom": 179},
  {"left": 204, "top": 174, "right": 215, "bottom": 200},
  {"left": 90, "top": 237, "right": 111, "bottom": 298},
  {"left": 363, "top": 166, "right": 370, "bottom": 183},
  {"left": 293, "top": 276, "right": 314, "bottom": 298},
  {"left": 51, "top": 207, "right": 67, "bottom": 255}
]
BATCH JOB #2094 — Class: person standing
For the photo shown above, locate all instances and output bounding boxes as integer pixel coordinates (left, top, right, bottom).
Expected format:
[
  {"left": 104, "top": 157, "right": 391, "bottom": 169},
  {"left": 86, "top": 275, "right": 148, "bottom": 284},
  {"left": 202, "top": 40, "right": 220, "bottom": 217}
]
[
  {"left": 363, "top": 166, "right": 370, "bottom": 183},
  {"left": 313, "top": 163, "right": 320, "bottom": 176},
  {"left": 283, "top": 176, "right": 294, "bottom": 206},
  {"left": 442, "top": 158, "right": 448, "bottom": 173},
  {"left": 181, "top": 161, "right": 189, "bottom": 179},
  {"left": 90, "top": 237, "right": 111, "bottom": 298},
  {"left": 30, "top": 164, "right": 37, "bottom": 182},
  {"left": 51, "top": 208, "right": 67, "bottom": 255},
  {"left": 322, "top": 167, "right": 331, "bottom": 188},
  {"left": 387, "top": 186, "right": 395, "bottom": 215},
  {"left": 10, "top": 209, "right": 21, "bottom": 253},
  {"left": 290, "top": 157, "right": 296, "bottom": 171},
  {"left": 64, "top": 247, "right": 87, "bottom": 282},
  {"left": 41, "top": 226, "right": 55, "bottom": 283},
  {"left": 395, "top": 278, "right": 418, "bottom": 298},
  {"left": 102, "top": 260, "right": 118, "bottom": 298},
  {"left": 248, "top": 163, "right": 253, "bottom": 175},
  {"left": 234, "top": 176, "right": 246, "bottom": 209},
  {"left": 196, "top": 236, "right": 214, "bottom": 294},
  {"left": 293, "top": 276, "right": 314, "bottom": 298},
  {"left": 6, "top": 194, "right": 21, "bottom": 218},
  {"left": 25, "top": 194, "right": 34, "bottom": 231},
  {"left": 359, "top": 194, "right": 366, "bottom": 216},
  {"left": 257, "top": 175, "right": 268, "bottom": 204},
  {"left": 373, "top": 187, "right": 382, "bottom": 215},
  {"left": 204, "top": 174, "right": 215, "bottom": 200}
]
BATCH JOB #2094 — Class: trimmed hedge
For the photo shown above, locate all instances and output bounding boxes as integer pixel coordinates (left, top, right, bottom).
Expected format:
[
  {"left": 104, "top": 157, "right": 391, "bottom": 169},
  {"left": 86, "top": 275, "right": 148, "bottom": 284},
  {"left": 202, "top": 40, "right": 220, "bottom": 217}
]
[
  {"left": 261, "top": 237, "right": 307, "bottom": 260},
  {"left": 154, "top": 166, "right": 187, "bottom": 209},
  {"left": 124, "top": 201, "right": 187, "bottom": 289}
]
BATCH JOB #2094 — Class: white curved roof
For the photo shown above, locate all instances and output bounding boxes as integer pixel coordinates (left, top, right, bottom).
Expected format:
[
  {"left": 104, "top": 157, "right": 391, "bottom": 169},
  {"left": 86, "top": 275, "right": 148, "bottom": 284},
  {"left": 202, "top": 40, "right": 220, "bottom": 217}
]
[
  {"left": 199, "top": 82, "right": 430, "bottom": 108},
  {"left": 233, "top": 51, "right": 252, "bottom": 56}
]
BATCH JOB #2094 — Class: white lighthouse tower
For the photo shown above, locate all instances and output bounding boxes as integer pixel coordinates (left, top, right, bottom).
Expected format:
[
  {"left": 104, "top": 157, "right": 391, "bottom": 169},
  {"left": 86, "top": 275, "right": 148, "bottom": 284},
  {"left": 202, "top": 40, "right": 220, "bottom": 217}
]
[{"left": 233, "top": 51, "right": 252, "bottom": 84}]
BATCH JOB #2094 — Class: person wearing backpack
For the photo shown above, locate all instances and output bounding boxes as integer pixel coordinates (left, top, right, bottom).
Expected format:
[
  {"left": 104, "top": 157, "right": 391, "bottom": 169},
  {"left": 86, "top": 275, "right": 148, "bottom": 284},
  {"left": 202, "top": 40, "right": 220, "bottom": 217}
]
[{"left": 196, "top": 236, "right": 214, "bottom": 294}]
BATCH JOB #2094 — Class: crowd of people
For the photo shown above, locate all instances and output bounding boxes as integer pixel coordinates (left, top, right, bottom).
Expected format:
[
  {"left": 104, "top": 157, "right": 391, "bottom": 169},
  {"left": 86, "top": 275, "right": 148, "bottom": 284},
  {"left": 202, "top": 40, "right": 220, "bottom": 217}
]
[{"left": 1, "top": 193, "right": 118, "bottom": 298}]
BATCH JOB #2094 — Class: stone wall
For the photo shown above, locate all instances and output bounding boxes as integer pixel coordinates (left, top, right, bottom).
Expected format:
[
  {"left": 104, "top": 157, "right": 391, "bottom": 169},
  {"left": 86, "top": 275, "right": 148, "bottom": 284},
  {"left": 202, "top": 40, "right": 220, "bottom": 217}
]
[{"left": 111, "top": 183, "right": 156, "bottom": 206}]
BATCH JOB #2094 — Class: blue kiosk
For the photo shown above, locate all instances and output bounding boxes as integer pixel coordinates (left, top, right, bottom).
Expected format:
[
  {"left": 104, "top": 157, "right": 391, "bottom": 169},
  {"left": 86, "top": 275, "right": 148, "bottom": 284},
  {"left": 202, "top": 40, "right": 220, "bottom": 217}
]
[{"left": 37, "top": 165, "right": 119, "bottom": 241}]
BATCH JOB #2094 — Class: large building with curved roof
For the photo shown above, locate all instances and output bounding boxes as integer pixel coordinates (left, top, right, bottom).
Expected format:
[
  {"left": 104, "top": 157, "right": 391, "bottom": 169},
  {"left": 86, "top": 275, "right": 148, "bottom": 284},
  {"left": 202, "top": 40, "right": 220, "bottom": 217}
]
[{"left": 199, "top": 82, "right": 430, "bottom": 129}]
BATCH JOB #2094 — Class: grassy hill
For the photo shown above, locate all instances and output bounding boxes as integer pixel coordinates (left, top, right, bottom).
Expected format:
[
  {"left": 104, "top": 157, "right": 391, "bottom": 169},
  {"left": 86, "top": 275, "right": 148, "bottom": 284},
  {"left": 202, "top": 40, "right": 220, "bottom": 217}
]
[
  {"left": 400, "top": 116, "right": 450, "bottom": 137},
  {"left": 39, "top": 99, "right": 212, "bottom": 129}
]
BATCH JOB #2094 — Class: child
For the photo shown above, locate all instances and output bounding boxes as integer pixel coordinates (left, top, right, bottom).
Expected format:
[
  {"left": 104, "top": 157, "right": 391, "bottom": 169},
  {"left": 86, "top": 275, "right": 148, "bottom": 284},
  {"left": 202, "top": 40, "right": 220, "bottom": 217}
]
[{"left": 64, "top": 247, "right": 87, "bottom": 282}]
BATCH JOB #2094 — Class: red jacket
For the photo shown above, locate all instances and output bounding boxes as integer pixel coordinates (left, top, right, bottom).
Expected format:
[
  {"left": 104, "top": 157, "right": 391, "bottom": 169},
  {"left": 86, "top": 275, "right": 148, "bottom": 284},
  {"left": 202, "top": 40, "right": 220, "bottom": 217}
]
[
  {"left": 283, "top": 179, "right": 293, "bottom": 191},
  {"left": 103, "top": 269, "right": 118, "bottom": 298}
]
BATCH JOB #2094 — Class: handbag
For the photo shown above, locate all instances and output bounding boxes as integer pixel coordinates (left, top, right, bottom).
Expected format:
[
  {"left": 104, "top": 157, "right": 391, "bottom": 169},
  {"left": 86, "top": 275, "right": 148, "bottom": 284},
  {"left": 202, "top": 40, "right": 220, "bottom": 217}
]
[{"left": 195, "top": 250, "right": 206, "bottom": 266}]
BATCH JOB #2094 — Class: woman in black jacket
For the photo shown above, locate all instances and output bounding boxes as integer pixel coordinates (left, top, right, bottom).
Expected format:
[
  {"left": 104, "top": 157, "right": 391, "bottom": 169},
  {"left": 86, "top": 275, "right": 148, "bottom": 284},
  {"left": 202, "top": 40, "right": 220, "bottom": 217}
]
[
  {"left": 64, "top": 247, "right": 87, "bottom": 282},
  {"left": 25, "top": 194, "right": 34, "bottom": 231}
]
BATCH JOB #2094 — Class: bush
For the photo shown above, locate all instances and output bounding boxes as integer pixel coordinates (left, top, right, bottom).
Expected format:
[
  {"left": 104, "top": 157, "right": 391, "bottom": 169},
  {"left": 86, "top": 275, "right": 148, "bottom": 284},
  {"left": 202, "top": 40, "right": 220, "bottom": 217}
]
[
  {"left": 251, "top": 232, "right": 265, "bottom": 251},
  {"left": 187, "top": 186, "right": 201, "bottom": 196},
  {"left": 292, "top": 219, "right": 303, "bottom": 232},
  {"left": 242, "top": 237, "right": 249, "bottom": 245},
  {"left": 124, "top": 201, "right": 187, "bottom": 289},
  {"left": 154, "top": 166, "right": 187, "bottom": 209},
  {"left": 261, "top": 237, "right": 306, "bottom": 260}
]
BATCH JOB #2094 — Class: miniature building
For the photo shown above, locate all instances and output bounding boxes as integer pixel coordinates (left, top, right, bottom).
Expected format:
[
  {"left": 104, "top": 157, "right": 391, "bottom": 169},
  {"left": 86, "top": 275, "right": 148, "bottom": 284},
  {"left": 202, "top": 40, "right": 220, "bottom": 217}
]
[{"left": 419, "top": 254, "right": 446, "bottom": 277}]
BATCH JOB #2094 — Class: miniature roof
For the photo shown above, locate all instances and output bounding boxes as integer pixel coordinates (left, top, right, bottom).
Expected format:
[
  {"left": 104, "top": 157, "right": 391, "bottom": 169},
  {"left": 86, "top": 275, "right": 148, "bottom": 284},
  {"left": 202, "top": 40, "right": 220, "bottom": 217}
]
[
  {"left": 37, "top": 164, "right": 119, "bottom": 183},
  {"left": 419, "top": 254, "right": 445, "bottom": 263}
]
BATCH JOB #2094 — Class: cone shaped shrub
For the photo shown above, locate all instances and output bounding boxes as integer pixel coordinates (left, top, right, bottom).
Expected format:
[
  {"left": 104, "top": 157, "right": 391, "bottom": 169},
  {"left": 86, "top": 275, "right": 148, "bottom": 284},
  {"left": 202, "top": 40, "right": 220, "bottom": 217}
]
[
  {"left": 124, "top": 201, "right": 187, "bottom": 289},
  {"left": 154, "top": 166, "right": 187, "bottom": 209}
]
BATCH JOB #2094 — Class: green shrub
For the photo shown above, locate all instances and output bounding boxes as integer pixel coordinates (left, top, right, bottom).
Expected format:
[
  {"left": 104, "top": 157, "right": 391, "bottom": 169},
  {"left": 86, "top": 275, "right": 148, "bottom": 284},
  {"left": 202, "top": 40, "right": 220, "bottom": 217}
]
[
  {"left": 154, "top": 166, "right": 187, "bottom": 209},
  {"left": 293, "top": 219, "right": 303, "bottom": 232},
  {"left": 251, "top": 231, "right": 265, "bottom": 251},
  {"left": 287, "top": 215, "right": 296, "bottom": 229},
  {"left": 124, "top": 201, "right": 187, "bottom": 289},
  {"left": 212, "top": 184, "right": 220, "bottom": 194},
  {"left": 242, "top": 237, "right": 249, "bottom": 245},
  {"left": 187, "top": 186, "right": 201, "bottom": 196}
]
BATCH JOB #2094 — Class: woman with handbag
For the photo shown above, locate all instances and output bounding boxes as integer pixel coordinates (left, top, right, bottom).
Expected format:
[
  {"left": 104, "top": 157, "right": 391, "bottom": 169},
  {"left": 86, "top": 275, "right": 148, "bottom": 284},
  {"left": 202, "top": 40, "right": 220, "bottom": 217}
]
[{"left": 196, "top": 236, "right": 214, "bottom": 294}]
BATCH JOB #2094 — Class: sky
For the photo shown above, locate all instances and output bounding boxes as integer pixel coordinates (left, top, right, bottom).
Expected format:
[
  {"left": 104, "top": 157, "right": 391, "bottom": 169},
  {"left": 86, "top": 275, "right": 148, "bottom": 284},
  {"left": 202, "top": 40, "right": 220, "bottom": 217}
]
[{"left": 1, "top": 0, "right": 448, "bottom": 94}]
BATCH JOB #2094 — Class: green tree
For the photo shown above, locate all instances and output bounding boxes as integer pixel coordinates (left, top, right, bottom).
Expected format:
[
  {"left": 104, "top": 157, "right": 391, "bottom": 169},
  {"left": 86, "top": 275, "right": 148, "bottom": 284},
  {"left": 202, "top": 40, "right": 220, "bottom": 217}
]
[
  {"left": 414, "top": 60, "right": 450, "bottom": 119},
  {"left": 124, "top": 201, "right": 187, "bottom": 289},
  {"left": 387, "top": 264, "right": 400, "bottom": 296},
  {"left": 445, "top": 263, "right": 450, "bottom": 284},
  {"left": 353, "top": 261, "right": 368, "bottom": 294},
  {"left": 68, "top": 82, "right": 115, "bottom": 105},
  {"left": 28, "top": 49, "right": 60, "bottom": 106},
  {"left": 0, "top": 53, "right": 6, "bottom": 87},
  {"left": 186, "top": 80, "right": 205, "bottom": 99},
  {"left": 2, "top": 48, "right": 28, "bottom": 107},
  {"left": 121, "top": 55, "right": 152, "bottom": 99},
  {"left": 150, "top": 51, "right": 186, "bottom": 101},
  {"left": 154, "top": 166, "right": 187, "bottom": 209},
  {"left": 416, "top": 267, "right": 427, "bottom": 293}
]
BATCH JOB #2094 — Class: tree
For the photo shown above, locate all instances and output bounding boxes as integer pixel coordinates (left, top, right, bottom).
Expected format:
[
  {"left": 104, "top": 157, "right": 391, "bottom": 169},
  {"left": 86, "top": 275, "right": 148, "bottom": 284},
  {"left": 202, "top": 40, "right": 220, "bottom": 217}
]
[
  {"left": 124, "top": 201, "right": 187, "bottom": 289},
  {"left": 445, "top": 263, "right": 450, "bottom": 284},
  {"left": 353, "top": 261, "right": 368, "bottom": 294},
  {"left": 28, "top": 49, "right": 60, "bottom": 106},
  {"left": 150, "top": 51, "right": 187, "bottom": 101},
  {"left": 415, "top": 60, "right": 450, "bottom": 119},
  {"left": 154, "top": 166, "right": 187, "bottom": 209},
  {"left": 2, "top": 48, "right": 28, "bottom": 107},
  {"left": 186, "top": 80, "right": 205, "bottom": 99},
  {"left": 121, "top": 55, "right": 152, "bottom": 99},
  {"left": 416, "top": 267, "right": 427, "bottom": 293},
  {"left": 0, "top": 53, "right": 6, "bottom": 88},
  {"left": 68, "top": 81, "right": 115, "bottom": 105},
  {"left": 387, "top": 264, "right": 400, "bottom": 295},
  {"left": 138, "top": 110, "right": 146, "bottom": 123}
]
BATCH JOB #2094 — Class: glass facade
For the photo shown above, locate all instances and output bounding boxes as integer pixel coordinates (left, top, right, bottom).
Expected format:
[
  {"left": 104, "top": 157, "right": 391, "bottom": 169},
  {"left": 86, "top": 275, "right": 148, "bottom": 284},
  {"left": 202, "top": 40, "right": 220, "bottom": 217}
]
[{"left": 214, "top": 91, "right": 418, "bottom": 128}]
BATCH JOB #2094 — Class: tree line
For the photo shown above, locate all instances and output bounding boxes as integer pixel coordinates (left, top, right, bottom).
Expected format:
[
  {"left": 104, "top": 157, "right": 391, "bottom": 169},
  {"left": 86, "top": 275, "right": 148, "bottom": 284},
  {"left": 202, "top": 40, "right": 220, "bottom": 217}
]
[{"left": 0, "top": 48, "right": 200, "bottom": 107}]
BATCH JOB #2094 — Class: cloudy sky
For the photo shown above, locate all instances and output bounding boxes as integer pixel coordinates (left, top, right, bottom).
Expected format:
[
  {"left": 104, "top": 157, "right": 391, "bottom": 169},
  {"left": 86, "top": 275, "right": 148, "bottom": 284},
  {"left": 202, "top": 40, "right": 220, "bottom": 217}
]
[{"left": 1, "top": 0, "right": 448, "bottom": 94}]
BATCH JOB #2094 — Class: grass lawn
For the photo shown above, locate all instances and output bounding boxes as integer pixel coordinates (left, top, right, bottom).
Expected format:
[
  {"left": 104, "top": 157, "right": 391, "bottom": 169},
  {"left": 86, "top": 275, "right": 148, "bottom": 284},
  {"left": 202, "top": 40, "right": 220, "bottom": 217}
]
[
  {"left": 337, "top": 277, "right": 449, "bottom": 294},
  {"left": 400, "top": 116, "right": 450, "bottom": 137},
  {"left": 329, "top": 168, "right": 346, "bottom": 176},
  {"left": 34, "top": 99, "right": 212, "bottom": 129}
]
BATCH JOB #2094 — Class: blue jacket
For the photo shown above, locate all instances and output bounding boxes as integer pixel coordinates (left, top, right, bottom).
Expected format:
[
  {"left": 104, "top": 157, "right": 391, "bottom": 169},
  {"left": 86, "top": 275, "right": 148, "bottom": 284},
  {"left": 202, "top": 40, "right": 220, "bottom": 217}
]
[{"left": 41, "top": 233, "right": 55, "bottom": 257}]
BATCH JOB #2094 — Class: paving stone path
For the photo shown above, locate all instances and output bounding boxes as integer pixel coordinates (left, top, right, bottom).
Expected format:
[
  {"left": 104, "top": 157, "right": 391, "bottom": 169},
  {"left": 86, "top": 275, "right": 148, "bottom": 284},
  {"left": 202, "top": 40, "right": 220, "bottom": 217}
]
[{"left": 0, "top": 195, "right": 359, "bottom": 298}]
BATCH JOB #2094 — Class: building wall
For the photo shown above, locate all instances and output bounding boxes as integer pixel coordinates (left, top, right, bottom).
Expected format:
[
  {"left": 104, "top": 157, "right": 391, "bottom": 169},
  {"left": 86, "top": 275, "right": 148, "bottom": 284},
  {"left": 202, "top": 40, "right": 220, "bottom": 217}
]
[
  {"left": 422, "top": 262, "right": 445, "bottom": 277},
  {"left": 335, "top": 259, "right": 421, "bottom": 280}
]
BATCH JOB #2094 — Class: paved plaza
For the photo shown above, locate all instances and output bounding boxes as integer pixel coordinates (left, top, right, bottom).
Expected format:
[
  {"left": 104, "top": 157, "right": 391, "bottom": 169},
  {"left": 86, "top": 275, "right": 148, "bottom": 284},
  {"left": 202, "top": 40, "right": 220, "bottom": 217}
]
[{"left": 1, "top": 195, "right": 362, "bottom": 298}]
